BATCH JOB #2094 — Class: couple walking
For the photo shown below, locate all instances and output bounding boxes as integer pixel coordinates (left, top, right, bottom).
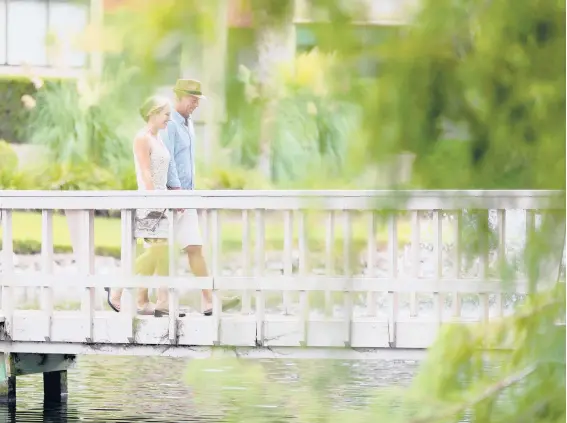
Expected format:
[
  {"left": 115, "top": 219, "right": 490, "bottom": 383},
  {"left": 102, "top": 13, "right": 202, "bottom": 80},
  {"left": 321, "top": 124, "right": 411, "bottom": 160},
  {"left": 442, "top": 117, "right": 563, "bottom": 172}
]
[{"left": 102, "top": 79, "right": 236, "bottom": 317}]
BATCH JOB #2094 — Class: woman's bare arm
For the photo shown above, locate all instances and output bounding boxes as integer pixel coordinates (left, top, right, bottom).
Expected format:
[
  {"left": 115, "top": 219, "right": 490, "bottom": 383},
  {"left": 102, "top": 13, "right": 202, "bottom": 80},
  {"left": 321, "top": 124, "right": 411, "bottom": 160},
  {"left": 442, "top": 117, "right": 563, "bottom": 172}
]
[{"left": 133, "top": 134, "right": 155, "bottom": 190}]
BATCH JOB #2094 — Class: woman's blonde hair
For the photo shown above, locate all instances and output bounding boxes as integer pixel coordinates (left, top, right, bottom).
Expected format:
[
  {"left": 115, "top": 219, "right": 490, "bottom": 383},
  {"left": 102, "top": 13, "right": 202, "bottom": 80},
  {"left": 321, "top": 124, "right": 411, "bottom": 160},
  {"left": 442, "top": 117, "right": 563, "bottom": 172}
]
[{"left": 139, "top": 96, "right": 170, "bottom": 122}]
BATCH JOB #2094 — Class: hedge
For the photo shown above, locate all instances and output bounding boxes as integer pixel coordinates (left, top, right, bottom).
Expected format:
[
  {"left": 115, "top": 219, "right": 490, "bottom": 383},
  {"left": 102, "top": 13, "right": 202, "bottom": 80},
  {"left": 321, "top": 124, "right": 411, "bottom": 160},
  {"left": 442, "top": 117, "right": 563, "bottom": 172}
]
[
  {"left": 0, "top": 75, "right": 75, "bottom": 144},
  {"left": 0, "top": 238, "right": 121, "bottom": 258}
]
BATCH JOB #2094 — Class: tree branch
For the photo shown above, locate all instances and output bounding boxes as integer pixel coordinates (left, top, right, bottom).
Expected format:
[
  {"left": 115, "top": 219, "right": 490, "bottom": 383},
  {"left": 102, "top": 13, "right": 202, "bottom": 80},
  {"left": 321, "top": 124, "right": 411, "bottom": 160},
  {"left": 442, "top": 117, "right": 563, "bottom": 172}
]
[{"left": 410, "top": 365, "right": 537, "bottom": 423}]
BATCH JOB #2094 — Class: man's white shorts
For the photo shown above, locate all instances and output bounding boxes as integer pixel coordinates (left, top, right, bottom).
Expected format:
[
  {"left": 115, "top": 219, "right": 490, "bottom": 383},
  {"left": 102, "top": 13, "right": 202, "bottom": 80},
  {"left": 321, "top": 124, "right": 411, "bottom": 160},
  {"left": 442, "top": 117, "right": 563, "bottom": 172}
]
[{"left": 174, "top": 209, "right": 203, "bottom": 248}]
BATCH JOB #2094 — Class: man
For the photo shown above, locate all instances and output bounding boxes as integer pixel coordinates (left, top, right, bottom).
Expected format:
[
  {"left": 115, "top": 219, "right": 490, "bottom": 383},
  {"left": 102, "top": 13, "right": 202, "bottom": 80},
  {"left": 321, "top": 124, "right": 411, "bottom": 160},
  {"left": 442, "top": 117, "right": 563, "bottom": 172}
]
[{"left": 161, "top": 78, "right": 214, "bottom": 315}]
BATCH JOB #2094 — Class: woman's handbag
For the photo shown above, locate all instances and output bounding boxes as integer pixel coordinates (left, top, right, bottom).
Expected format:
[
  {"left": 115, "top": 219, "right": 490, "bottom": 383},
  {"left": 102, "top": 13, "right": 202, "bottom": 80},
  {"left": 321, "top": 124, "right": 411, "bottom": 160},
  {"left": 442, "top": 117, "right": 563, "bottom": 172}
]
[{"left": 134, "top": 208, "right": 170, "bottom": 239}]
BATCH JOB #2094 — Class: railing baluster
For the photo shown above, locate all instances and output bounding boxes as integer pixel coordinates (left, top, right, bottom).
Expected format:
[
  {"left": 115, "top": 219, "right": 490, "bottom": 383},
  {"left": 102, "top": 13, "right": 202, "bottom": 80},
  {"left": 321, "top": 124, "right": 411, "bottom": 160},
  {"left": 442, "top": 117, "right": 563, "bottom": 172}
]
[
  {"left": 452, "top": 211, "right": 462, "bottom": 317},
  {"left": 537, "top": 210, "right": 566, "bottom": 289},
  {"left": 366, "top": 212, "right": 377, "bottom": 316},
  {"left": 255, "top": 209, "right": 265, "bottom": 345},
  {"left": 41, "top": 210, "right": 54, "bottom": 341},
  {"left": 298, "top": 210, "right": 308, "bottom": 345},
  {"left": 168, "top": 210, "right": 179, "bottom": 344},
  {"left": 241, "top": 210, "right": 252, "bottom": 314},
  {"left": 525, "top": 210, "right": 536, "bottom": 293},
  {"left": 343, "top": 210, "right": 353, "bottom": 346},
  {"left": 79, "top": 210, "right": 95, "bottom": 342},
  {"left": 433, "top": 210, "right": 443, "bottom": 324},
  {"left": 324, "top": 211, "right": 335, "bottom": 317},
  {"left": 479, "top": 210, "right": 490, "bottom": 322},
  {"left": 283, "top": 210, "right": 293, "bottom": 315},
  {"left": 201, "top": 209, "right": 210, "bottom": 263},
  {"left": 496, "top": 209, "right": 506, "bottom": 317},
  {"left": 388, "top": 213, "right": 398, "bottom": 346},
  {"left": 120, "top": 210, "right": 137, "bottom": 317},
  {"left": 410, "top": 211, "right": 420, "bottom": 317},
  {"left": 1, "top": 209, "right": 14, "bottom": 338},
  {"left": 211, "top": 209, "right": 221, "bottom": 344}
]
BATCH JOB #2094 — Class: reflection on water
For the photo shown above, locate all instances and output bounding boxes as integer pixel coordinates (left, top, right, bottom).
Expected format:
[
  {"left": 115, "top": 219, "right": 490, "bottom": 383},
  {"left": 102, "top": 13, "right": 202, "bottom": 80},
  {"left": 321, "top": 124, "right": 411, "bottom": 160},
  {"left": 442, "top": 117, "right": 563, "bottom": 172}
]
[{"left": 1, "top": 356, "right": 419, "bottom": 422}]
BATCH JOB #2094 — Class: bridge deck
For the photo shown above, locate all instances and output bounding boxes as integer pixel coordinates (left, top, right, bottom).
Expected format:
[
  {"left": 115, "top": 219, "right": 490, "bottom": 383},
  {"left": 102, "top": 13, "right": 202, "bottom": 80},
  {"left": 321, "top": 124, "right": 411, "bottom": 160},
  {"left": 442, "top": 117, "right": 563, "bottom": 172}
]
[
  {"left": 5, "top": 308, "right": 489, "bottom": 348},
  {"left": 4, "top": 308, "right": 480, "bottom": 360}
]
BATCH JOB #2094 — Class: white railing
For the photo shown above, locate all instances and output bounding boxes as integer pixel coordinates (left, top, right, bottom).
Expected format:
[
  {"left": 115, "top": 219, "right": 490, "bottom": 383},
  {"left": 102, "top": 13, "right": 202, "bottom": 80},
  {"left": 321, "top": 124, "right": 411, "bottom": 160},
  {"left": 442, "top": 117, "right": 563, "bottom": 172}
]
[{"left": 0, "top": 190, "right": 564, "bottom": 352}]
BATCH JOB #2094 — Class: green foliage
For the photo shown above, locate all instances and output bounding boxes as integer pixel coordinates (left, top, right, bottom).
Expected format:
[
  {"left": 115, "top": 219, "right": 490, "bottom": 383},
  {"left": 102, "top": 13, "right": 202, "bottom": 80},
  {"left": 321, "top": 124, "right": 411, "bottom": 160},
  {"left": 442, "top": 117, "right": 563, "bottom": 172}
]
[
  {"left": 27, "top": 65, "right": 141, "bottom": 170},
  {"left": 0, "top": 157, "right": 129, "bottom": 191},
  {"left": 104, "top": 0, "right": 217, "bottom": 85},
  {"left": 0, "top": 76, "right": 72, "bottom": 144},
  {"left": 0, "top": 237, "right": 120, "bottom": 258},
  {"left": 3, "top": 0, "right": 564, "bottom": 420},
  {"left": 0, "top": 76, "right": 37, "bottom": 144},
  {"left": 0, "top": 140, "right": 18, "bottom": 173},
  {"left": 199, "top": 164, "right": 272, "bottom": 189},
  {"left": 406, "top": 283, "right": 566, "bottom": 423},
  {"left": 39, "top": 162, "right": 122, "bottom": 191},
  {"left": 0, "top": 140, "right": 21, "bottom": 189},
  {"left": 369, "top": 0, "right": 565, "bottom": 189},
  {"left": 411, "top": 139, "right": 473, "bottom": 188},
  {"left": 0, "top": 70, "right": 142, "bottom": 192},
  {"left": 102, "top": 0, "right": 566, "bottom": 421},
  {"left": 223, "top": 50, "right": 361, "bottom": 183},
  {"left": 0, "top": 140, "right": 43, "bottom": 190}
]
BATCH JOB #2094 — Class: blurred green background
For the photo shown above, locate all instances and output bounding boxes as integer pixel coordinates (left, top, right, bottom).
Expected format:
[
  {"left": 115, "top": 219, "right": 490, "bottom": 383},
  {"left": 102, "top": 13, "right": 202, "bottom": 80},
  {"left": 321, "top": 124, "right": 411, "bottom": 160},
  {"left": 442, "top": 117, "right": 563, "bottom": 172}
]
[{"left": 0, "top": 1, "right": 564, "bottom": 421}]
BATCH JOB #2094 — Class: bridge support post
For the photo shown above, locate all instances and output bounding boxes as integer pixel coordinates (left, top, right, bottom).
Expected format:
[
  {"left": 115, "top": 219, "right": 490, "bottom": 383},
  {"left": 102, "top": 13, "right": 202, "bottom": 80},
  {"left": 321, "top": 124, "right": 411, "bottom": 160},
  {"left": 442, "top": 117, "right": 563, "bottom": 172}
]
[
  {"left": 0, "top": 353, "right": 16, "bottom": 403},
  {"left": 1, "top": 353, "right": 75, "bottom": 404},
  {"left": 0, "top": 376, "right": 16, "bottom": 404},
  {"left": 43, "top": 370, "right": 68, "bottom": 402}
]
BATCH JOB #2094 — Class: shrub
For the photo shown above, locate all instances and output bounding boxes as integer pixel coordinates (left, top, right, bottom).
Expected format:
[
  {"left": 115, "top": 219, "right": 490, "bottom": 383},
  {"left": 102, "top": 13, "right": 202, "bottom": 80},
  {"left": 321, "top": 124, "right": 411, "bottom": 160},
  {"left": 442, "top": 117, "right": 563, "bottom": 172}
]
[
  {"left": 200, "top": 165, "right": 272, "bottom": 189},
  {"left": 0, "top": 139, "right": 18, "bottom": 172},
  {"left": 222, "top": 50, "right": 361, "bottom": 184},
  {"left": 28, "top": 78, "right": 131, "bottom": 169},
  {"left": 38, "top": 162, "right": 122, "bottom": 191},
  {"left": 0, "top": 238, "right": 120, "bottom": 258},
  {"left": 0, "top": 140, "right": 32, "bottom": 190},
  {"left": 0, "top": 75, "right": 73, "bottom": 144}
]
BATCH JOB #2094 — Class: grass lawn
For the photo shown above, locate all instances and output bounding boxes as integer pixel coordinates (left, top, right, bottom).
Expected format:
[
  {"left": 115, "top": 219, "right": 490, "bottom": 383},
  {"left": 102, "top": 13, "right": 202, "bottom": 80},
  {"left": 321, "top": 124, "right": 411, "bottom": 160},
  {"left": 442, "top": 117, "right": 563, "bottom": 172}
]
[{"left": 0, "top": 211, "right": 443, "bottom": 259}]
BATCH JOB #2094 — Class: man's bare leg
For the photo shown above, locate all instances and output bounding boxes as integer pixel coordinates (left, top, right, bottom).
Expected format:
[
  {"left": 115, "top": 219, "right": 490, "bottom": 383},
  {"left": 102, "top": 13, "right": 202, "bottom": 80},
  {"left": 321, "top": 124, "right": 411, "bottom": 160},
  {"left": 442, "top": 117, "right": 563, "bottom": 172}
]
[{"left": 184, "top": 245, "right": 212, "bottom": 312}]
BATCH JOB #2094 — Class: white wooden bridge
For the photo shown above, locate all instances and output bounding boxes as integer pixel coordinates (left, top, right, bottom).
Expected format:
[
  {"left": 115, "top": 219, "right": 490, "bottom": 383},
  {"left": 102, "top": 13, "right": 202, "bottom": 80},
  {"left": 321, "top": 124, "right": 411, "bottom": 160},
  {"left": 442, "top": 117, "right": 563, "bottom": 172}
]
[{"left": 0, "top": 190, "right": 564, "bottom": 401}]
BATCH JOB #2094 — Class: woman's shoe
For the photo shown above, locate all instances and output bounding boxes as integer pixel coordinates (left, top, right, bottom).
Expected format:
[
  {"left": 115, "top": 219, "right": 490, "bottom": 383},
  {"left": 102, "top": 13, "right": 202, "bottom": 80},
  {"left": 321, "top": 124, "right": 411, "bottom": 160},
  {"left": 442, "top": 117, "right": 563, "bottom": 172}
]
[
  {"left": 154, "top": 309, "right": 186, "bottom": 318},
  {"left": 104, "top": 287, "right": 120, "bottom": 313}
]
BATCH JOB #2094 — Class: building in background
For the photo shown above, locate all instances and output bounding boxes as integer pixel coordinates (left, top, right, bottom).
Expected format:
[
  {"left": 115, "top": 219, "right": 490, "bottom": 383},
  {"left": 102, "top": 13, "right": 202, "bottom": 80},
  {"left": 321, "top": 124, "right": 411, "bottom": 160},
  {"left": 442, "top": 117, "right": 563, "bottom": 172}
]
[
  {"left": 0, "top": 0, "right": 414, "bottom": 160},
  {"left": 0, "top": 0, "right": 413, "bottom": 75},
  {"left": 0, "top": 0, "right": 93, "bottom": 77}
]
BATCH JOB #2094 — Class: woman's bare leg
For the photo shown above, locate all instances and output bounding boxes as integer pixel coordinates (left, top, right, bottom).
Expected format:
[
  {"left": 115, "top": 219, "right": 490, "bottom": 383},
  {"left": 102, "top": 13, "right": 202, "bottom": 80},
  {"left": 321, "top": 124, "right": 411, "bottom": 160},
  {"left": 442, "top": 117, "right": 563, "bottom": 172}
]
[
  {"left": 134, "top": 246, "right": 159, "bottom": 308},
  {"left": 152, "top": 244, "right": 170, "bottom": 311}
]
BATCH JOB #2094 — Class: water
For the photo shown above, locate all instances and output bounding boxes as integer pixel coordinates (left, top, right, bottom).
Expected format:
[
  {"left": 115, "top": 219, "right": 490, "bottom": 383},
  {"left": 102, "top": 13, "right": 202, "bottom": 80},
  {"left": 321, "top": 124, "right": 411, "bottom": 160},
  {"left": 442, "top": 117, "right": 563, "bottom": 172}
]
[{"left": 1, "top": 356, "right": 420, "bottom": 422}]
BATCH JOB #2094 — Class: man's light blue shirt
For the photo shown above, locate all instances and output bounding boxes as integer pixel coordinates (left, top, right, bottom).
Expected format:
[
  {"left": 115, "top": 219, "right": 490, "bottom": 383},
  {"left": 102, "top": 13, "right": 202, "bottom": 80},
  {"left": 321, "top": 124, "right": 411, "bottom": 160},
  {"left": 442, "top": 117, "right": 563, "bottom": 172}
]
[{"left": 161, "top": 109, "right": 195, "bottom": 190}]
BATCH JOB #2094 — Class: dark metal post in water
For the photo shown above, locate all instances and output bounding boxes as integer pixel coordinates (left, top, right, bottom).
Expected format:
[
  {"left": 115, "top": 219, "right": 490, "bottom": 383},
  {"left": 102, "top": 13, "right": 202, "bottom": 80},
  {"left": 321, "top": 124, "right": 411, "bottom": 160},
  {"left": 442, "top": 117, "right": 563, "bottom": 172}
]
[
  {"left": 0, "top": 352, "right": 16, "bottom": 403},
  {"left": 0, "top": 375, "right": 16, "bottom": 403},
  {"left": 43, "top": 370, "right": 68, "bottom": 402}
]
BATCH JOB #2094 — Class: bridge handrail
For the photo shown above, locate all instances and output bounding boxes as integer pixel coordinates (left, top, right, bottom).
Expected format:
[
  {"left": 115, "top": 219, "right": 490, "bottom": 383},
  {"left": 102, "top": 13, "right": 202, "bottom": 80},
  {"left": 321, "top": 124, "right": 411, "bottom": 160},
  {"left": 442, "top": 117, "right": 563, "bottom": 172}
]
[{"left": 0, "top": 189, "right": 564, "bottom": 210}]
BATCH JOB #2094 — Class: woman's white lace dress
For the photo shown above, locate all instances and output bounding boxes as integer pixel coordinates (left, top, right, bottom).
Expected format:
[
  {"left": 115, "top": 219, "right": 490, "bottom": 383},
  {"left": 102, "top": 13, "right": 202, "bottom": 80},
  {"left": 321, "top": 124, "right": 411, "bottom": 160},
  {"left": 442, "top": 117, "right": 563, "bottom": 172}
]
[{"left": 133, "top": 131, "right": 171, "bottom": 239}]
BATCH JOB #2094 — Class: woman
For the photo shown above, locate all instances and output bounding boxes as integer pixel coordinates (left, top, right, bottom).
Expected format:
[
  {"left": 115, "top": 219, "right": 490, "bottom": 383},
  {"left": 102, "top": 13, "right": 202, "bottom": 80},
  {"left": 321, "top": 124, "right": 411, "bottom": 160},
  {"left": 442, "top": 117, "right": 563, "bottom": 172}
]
[{"left": 105, "top": 96, "right": 184, "bottom": 317}]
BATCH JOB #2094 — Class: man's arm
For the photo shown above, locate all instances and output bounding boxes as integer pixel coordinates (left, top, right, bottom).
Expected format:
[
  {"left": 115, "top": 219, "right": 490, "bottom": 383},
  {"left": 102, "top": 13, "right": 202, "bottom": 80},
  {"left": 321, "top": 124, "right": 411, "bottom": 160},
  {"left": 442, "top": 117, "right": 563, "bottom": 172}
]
[{"left": 161, "top": 122, "right": 181, "bottom": 189}]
